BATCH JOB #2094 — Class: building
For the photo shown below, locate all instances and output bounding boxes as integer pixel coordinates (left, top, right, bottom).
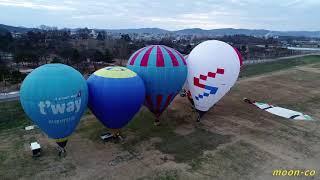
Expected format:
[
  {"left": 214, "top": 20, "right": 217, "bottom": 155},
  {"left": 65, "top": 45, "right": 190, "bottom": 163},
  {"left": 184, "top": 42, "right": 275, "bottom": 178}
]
[
  {"left": 89, "top": 30, "right": 98, "bottom": 39},
  {"left": 0, "top": 51, "right": 13, "bottom": 62}
]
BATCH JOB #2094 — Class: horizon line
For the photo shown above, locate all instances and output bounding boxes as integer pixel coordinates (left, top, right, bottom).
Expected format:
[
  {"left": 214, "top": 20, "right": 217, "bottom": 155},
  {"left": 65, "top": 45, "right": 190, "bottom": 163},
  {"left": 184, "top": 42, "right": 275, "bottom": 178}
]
[{"left": 2, "top": 23, "right": 320, "bottom": 33}]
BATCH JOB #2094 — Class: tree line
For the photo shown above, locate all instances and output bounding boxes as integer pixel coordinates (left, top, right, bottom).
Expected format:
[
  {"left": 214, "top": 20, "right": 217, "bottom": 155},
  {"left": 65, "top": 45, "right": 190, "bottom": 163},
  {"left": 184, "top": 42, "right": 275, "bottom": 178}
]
[{"left": 0, "top": 27, "right": 289, "bottom": 84}]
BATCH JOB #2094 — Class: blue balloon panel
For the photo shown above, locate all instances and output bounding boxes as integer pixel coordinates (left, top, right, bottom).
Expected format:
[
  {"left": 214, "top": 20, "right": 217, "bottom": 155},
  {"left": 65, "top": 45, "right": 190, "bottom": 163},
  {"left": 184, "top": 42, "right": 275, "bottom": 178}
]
[
  {"left": 127, "top": 45, "right": 187, "bottom": 117},
  {"left": 87, "top": 67, "right": 145, "bottom": 129},
  {"left": 20, "top": 64, "right": 88, "bottom": 139}
]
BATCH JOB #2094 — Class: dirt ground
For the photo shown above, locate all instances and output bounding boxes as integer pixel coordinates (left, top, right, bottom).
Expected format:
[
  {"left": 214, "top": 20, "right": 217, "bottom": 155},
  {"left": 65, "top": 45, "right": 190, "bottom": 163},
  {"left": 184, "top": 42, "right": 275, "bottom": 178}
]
[{"left": 1, "top": 63, "right": 320, "bottom": 180}]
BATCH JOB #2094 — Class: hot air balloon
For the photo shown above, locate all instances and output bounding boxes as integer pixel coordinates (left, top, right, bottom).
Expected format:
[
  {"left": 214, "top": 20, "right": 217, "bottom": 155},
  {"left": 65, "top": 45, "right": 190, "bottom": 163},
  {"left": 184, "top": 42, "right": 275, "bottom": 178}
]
[
  {"left": 127, "top": 45, "right": 187, "bottom": 125},
  {"left": 87, "top": 66, "right": 145, "bottom": 139},
  {"left": 183, "top": 47, "right": 243, "bottom": 108},
  {"left": 233, "top": 47, "right": 243, "bottom": 68},
  {"left": 180, "top": 55, "right": 194, "bottom": 107},
  {"left": 181, "top": 80, "right": 194, "bottom": 108},
  {"left": 187, "top": 40, "right": 241, "bottom": 121},
  {"left": 20, "top": 64, "right": 88, "bottom": 155}
]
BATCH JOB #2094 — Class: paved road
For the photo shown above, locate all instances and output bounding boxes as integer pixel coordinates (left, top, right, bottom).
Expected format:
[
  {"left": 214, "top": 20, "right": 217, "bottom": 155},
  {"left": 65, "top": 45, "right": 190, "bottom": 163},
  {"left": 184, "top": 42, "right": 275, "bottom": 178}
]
[{"left": 0, "top": 92, "right": 19, "bottom": 103}]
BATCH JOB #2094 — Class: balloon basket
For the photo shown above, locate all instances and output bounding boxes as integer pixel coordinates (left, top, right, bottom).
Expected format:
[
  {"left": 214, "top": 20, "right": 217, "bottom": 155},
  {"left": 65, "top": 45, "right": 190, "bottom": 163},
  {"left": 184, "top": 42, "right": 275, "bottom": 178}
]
[
  {"left": 57, "top": 147, "right": 67, "bottom": 157},
  {"left": 243, "top": 98, "right": 253, "bottom": 104},
  {"left": 100, "top": 132, "right": 114, "bottom": 142},
  {"left": 100, "top": 132, "right": 124, "bottom": 143},
  {"left": 196, "top": 115, "right": 201, "bottom": 122},
  {"left": 154, "top": 121, "right": 161, "bottom": 126},
  {"left": 30, "top": 142, "right": 41, "bottom": 157},
  {"left": 179, "top": 90, "right": 186, "bottom": 97},
  {"left": 154, "top": 118, "right": 161, "bottom": 126},
  {"left": 196, "top": 110, "right": 207, "bottom": 122}
]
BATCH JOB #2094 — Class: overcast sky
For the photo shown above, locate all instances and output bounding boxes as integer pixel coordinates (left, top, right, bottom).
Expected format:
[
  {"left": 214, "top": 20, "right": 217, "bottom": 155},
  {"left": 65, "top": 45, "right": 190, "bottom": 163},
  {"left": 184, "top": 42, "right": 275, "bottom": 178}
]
[{"left": 0, "top": 0, "right": 319, "bottom": 31}]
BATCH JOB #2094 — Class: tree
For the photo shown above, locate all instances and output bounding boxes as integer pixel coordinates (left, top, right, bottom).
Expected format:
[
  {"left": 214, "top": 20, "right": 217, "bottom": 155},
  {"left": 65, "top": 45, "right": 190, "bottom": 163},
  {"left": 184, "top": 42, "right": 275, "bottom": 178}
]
[
  {"left": 159, "top": 37, "right": 174, "bottom": 48},
  {"left": 0, "top": 31, "right": 13, "bottom": 52},
  {"left": 26, "top": 31, "right": 44, "bottom": 44},
  {"left": 183, "top": 44, "right": 192, "bottom": 54},
  {"left": 51, "top": 57, "right": 62, "bottom": 63},
  {"left": 14, "top": 51, "right": 38, "bottom": 65},
  {"left": 29, "top": 52, "right": 40, "bottom": 65},
  {"left": 37, "top": 47, "right": 49, "bottom": 64},
  {"left": 59, "top": 48, "right": 73, "bottom": 64},
  {"left": 114, "top": 36, "right": 131, "bottom": 65},
  {"left": 13, "top": 52, "right": 23, "bottom": 65},
  {"left": 70, "top": 49, "right": 86, "bottom": 69},
  {"left": 121, "top": 34, "right": 131, "bottom": 42},
  {"left": 115, "top": 42, "right": 129, "bottom": 65},
  {"left": 71, "top": 49, "right": 80, "bottom": 64},
  {"left": 103, "top": 49, "right": 114, "bottom": 63},
  {"left": 92, "top": 50, "right": 104, "bottom": 62},
  {"left": 77, "top": 28, "right": 90, "bottom": 39},
  {"left": 0, "top": 56, "right": 9, "bottom": 80},
  {"left": 97, "top": 32, "right": 105, "bottom": 41}
]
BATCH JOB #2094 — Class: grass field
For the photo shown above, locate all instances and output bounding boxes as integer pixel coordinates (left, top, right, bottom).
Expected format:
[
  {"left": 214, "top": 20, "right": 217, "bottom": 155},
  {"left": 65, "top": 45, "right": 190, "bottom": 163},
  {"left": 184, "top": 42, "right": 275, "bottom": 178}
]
[
  {"left": 240, "top": 55, "right": 320, "bottom": 77},
  {"left": 1, "top": 55, "right": 320, "bottom": 180},
  {"left": 0, "top": 101, "right": 31, "bottom": 131}
]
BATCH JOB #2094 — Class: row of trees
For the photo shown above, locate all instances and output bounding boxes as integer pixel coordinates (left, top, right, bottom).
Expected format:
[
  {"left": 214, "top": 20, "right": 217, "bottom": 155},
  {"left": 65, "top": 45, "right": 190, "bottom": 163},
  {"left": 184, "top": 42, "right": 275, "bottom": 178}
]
[
  {"left": 1, "top": 27, "right": 289, "bottom": 71},
  {"left": 0, "top": 29, "right": 118, "bottom": 67},
  {"left": 3, "top": 28, "right": 254, "bottom": 68}
]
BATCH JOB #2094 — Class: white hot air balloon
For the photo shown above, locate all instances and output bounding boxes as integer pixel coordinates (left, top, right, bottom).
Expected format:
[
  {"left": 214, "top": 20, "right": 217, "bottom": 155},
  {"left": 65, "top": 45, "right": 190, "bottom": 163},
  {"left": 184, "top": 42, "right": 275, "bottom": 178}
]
[{"left": 187, "top": 40, "right": 242, "bottom": 121}]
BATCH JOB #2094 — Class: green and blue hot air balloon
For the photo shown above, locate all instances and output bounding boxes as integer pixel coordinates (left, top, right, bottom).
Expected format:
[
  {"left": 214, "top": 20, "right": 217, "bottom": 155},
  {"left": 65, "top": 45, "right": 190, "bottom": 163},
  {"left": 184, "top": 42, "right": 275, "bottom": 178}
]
[
  {"left": 20, "top": 64, "right": 88, "bottom": 151},
  {"left": 87, "top": 66, "right": 145, "bottom": 137}
]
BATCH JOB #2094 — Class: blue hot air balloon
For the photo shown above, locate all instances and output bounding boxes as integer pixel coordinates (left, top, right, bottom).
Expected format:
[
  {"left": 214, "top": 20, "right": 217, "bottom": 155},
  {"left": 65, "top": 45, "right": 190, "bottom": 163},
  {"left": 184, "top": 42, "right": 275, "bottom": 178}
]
[
  {"left": 127, "top": 45, "right": 187, "bottom": 125},
  {"left": 20, "top": 64, "right": 88, "bottom": 151},
  {"left": 87, "top": 66, "right": 145, "bottom": 137}
]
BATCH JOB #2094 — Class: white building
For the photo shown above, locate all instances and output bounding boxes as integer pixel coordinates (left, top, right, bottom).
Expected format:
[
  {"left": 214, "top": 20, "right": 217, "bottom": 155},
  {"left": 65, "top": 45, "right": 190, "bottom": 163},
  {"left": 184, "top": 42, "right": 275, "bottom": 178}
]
[{"left": 89, "top": 30, "right": 98, "bottom": 39}]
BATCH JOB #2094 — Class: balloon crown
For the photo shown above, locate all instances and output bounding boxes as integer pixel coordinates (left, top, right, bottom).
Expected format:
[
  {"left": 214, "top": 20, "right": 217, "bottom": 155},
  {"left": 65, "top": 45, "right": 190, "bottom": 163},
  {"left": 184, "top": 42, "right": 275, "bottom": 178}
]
[
  {"left": 128, "top": 45, "right": 186, "bottom": 67},
  {"left": 94, "top": 66, "right": 137, "bottom": 78}
]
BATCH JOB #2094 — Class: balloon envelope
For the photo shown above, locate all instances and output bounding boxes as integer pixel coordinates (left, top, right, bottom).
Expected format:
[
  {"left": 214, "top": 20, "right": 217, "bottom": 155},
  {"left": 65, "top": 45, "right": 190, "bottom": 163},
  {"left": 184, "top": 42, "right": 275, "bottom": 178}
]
[
  {"left": 233, "top": 47, "right": 243, "bottom": 67},
  {"left": 87, "top": 66, "right": 145, "bottom": 129},
  {"left": 20, "top": 64, "right": 88, "bottom": 140},
  {"left": 182, "top": 55, "right": 193, "bottom": 102},
  {"left": 182, "top": 54, "right": 190, "bottom": 91},
  {"left": 187, "top": 40, "right": 241, "bottom": 111},
  {"left": 127, "top": 45, "right": 187, "bottom": 117}
]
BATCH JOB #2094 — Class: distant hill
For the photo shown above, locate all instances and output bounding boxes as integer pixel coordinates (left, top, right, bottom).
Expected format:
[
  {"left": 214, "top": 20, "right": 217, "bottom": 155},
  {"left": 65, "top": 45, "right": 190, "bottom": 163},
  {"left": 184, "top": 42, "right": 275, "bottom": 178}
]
[
  {"left": 0, "top": 27, "right": 9, "bottom": 34},
  {"left": 0, "top": 24, "right": 31, "bottom": 33},
  {"left": 269, "top": 31, "right": 320, "bottom": 38},
  {"left": 175, "top": 28, "right": 270, "bottom": 36},
  {"left": 103, "top": 28, "right": 170, "bottom": 34},
  {"left": 1, "top": 24, "right": 320, "bottom": 38},
  {"left": 103, "top": 27, "right": 320, "bottom": 38},
  {"left": 174, "top": 28, "right": 320, "bottom": 38}
]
